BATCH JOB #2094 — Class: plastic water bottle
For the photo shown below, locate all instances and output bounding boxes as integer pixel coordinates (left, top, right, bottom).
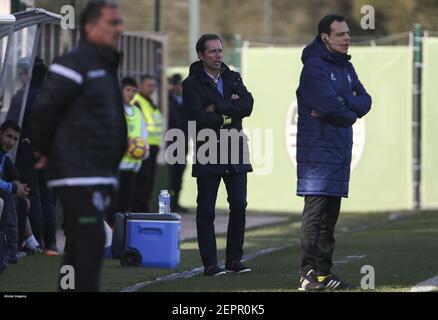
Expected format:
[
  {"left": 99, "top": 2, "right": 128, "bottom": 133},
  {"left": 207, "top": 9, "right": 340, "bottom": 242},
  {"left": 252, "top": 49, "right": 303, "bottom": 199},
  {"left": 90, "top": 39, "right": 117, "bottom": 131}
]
[
  {"left": 164, "top": 190, "right": 171, "bottom": 214},
  {"left": 163, "top": 190, "right": 171, "bottom": 214},
  {"left": 159, "top": 190, "right": 171, "bottom": 214}
]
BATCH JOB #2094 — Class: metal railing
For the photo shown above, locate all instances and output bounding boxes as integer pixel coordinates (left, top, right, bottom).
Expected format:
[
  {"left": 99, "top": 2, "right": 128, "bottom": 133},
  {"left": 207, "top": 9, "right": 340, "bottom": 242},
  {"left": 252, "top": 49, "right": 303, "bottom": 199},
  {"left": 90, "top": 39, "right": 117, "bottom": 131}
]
[{"left": 1, "top": 9, "right": 169, "bottom": 127}]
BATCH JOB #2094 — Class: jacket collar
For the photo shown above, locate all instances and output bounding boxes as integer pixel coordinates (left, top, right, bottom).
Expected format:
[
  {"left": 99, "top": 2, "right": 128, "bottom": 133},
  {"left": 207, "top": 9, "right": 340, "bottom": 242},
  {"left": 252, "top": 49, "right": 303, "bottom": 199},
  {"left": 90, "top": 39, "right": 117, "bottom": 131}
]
[
  {"left": 188, "top": 61, "right": 231, "bottom": 83},
  {"left": 302, "top": 36, "right": 351, "bottom": 67},
  {"left": 78, "top": 38, "right": 121, "bottom": 70}
]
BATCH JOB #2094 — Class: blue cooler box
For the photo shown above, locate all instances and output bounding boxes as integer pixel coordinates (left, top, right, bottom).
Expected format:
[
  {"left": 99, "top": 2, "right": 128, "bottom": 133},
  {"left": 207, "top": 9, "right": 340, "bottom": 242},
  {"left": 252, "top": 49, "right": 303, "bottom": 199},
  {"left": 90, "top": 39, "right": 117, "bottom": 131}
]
[{"left": 122, "top": 213, "right": 181, "bottom": 268}]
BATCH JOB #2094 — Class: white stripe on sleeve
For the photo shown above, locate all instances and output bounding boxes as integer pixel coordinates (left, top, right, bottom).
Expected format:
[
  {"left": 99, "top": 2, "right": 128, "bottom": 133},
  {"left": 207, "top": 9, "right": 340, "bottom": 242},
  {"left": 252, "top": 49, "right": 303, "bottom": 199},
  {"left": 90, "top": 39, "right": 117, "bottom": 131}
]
[
  {"left": 49, "top": 63, "right": 83, "bottom": 84},
  {"left": 47, "top": 177, "right": 118, "bottom": 187}
]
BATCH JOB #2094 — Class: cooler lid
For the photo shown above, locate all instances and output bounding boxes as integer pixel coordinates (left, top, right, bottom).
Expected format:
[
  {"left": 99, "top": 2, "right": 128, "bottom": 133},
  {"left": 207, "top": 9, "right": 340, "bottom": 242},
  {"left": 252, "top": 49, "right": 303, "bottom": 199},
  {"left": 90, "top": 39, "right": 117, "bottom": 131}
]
[{"left": 127, "top": 213, "right": 181, "bottom": 221}]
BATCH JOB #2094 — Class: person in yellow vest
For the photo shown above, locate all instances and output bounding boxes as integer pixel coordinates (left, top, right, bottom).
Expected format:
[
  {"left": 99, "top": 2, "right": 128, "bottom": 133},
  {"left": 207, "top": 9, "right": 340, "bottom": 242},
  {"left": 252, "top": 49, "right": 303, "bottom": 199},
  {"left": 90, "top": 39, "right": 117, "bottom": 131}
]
[
  {"left": 117, "top": 77, "right": 149, "bottom": 217},
  {"left": 131, "top": 74, "right": 162, "bottom": 212}
]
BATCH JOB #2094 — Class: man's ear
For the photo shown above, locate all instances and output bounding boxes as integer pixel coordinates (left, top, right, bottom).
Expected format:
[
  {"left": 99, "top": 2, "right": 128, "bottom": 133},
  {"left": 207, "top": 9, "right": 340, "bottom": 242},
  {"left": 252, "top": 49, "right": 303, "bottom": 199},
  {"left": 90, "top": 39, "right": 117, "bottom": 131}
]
[
  {"left": 321, "top": 33, "right": 329, "bottom": 43},
  {"left": 197, "top": 51, "right": 202, "bottom": 61},
  {"left": 85, "top": 23, "right": 93, "bottom": 37}
]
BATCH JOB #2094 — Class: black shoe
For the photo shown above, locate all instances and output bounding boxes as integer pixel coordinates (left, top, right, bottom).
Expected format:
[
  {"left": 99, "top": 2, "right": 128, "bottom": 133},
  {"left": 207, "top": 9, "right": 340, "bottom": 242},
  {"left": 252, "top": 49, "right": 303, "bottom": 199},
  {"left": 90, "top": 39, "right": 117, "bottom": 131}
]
[
  {"left": 203, "top": 265, "right": 226, "bottom": 276},
  {"left": 317, "top": 274, "right": 356, "bottom": 290},
  {"left": 225, "top": 261, "right": 251, "bottom": 274},
  {"left": 298, "top": 269, "right": 325, "bottom": 291},
  {"left": 32, "top": 245, "right": 45, "bottom": 255},
  {"left": 21, "top": 245, "right": 44, "bottom": 255}
]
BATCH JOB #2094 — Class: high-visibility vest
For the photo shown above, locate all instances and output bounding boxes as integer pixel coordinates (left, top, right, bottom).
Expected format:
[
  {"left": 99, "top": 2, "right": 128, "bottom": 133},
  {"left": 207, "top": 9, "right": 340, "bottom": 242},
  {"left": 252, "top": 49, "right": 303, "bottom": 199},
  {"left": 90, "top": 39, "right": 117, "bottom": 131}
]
[
  {"left": 132, "top": 93, "right": 162, "bottom": 146},
  {"left": 119, "top": 105, "right": 144, "bottom": 172}
]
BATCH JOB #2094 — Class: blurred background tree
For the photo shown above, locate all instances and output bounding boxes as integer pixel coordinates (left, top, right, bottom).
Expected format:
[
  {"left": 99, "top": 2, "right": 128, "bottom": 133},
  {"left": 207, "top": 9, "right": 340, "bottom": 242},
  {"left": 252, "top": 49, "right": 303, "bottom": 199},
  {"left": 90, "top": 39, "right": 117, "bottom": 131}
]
[{"left": 32, "top": 0, "right": 438, "bottom": 65}]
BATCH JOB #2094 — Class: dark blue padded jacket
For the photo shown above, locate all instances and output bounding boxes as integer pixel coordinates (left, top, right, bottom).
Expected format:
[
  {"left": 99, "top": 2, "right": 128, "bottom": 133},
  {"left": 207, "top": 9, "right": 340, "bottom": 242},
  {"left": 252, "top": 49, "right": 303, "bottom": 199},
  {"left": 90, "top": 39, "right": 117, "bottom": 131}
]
[{"left": 296, "top": 36, "right": 372, "bottom": 197}]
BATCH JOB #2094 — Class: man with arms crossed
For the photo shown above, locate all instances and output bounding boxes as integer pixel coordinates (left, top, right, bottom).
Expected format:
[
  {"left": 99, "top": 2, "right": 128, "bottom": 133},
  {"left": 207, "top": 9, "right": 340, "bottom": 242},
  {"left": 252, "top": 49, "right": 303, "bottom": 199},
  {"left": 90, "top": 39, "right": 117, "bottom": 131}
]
[{"left": 296, "top": 15, "right": 372, "bottom": 291}]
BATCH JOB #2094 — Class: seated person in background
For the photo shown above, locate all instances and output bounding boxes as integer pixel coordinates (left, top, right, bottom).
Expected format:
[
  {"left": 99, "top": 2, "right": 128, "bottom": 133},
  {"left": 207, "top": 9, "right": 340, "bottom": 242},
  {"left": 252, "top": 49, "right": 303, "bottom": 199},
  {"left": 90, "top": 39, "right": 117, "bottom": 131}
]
[
  {"left": 7, "top": 57, "right": 58, "bottom": 255},
  {"left": 16, "top": 196, "right": 54, "bottom": 256},
  {"left": 0, "top": 121, "right": 30, "bottom": 264},
  {"left": 0, "top": 119, "right": 49, "bottom": 257}
]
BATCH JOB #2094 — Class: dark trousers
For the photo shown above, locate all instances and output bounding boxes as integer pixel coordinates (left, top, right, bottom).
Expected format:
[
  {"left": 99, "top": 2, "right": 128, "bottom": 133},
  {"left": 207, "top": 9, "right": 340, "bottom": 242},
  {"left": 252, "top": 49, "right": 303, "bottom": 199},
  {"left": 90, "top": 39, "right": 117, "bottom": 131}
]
[
  {"left": 57, "top": 185, "right": 114, "bottom": 292},
  {"left": 0, "top": 191, "right": 18, "bottom": 257},
  {"left": 16, "top": 142, "right": 57, "bottom": 248},
  {"left": 39, "top": 170, "right": 57, "bottom": 248},
  {"left": 23, "top": 170, "right": 43, "bottom": 243},
  {"left": 168, "top": 162, "right": 186, "bottom": 205},
  {"left": 133, "top": 145, "right": 159, "bottom": 212},
  {"left": 300, "top": 196, "right": 341, "bottom": 275},
  {"left": 16, "top": 197, "right": 29, "bottom": 246},
  {"left": 15, "top": 141, "right": 43, "bottom": 243},
  {"left": 196, "top": 173, "right": 247, "bottom": 267},
  {"left": 21, "top": 170, "right": 57, "bottom": 247},
  {"left": 117, "top": 170, "right": 137, "bottom": 213}
]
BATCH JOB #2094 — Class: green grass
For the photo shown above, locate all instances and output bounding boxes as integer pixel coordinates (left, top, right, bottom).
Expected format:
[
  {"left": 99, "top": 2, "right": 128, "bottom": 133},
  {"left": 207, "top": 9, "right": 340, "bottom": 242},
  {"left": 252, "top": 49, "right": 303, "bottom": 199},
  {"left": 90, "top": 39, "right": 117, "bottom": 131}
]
[{"left": 1, "top": 211, "right": 438, "bottom": 292}]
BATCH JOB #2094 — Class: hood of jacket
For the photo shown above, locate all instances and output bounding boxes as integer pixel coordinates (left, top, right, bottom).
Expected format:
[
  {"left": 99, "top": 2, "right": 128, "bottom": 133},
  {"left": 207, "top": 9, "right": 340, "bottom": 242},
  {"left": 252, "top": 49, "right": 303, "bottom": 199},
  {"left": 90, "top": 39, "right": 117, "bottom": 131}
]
[{"left": 301, "top": 36, "right": 351, "bottom": 67}]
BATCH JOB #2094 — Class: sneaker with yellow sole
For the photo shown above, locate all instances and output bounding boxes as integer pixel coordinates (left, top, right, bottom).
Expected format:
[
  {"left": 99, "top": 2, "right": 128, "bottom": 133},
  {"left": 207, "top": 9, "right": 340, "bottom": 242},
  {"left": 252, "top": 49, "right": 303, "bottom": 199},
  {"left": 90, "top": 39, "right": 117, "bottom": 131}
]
[{"left": 317, "top": 274, "right": 356, "bottom": 290}]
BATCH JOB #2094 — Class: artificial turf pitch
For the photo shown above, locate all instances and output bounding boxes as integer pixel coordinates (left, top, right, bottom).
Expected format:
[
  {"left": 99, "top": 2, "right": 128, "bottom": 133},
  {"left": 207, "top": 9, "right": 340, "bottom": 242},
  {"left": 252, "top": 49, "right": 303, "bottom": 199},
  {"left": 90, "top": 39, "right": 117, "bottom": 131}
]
[{"left": 1, "top": 210, "right": 437, "bottom": 292}]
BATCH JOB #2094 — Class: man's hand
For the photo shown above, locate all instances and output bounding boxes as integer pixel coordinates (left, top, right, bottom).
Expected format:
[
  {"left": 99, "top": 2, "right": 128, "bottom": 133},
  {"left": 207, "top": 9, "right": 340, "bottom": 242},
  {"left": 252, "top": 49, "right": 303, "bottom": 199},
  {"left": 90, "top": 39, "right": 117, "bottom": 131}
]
[
  {"left": 206, "top": 104, "right": 215, "bottom": 112},
  {"left": 310, "top": 110, "right": 320, "bottom": 118},
  {"left": 34, "top": 152, "right": 48, "bottom": 170},
  {"left": 15, "top": 182, "right": 30, "bottom": 198},
  {"left": 231, "top": 94, "right": 240, "bottom": 100}
]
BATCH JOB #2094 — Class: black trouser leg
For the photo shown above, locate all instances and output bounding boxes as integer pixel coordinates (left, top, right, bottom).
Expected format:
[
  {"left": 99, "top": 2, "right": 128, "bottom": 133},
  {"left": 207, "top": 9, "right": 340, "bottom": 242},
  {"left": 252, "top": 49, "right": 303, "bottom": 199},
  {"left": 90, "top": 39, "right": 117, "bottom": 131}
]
[
  {"left": 223, "top": 173, "right": 247, "bottom": 263},
  {"left": 169, "top": 162, "right": 186, "bottom": 194},
  {"left": 26, "top": 176, "right": 43, "bottom": 244},
  {"left": 117, "top": 170, "right": 137, "bottom": 213},
  {"left": 315, "top": 197, "right": 341, "bottom": 275},
  {"left": 15, "top": 143, "right": 43, "bottom": 244},
  {"left": 39, "top": 170, "right": 57, "bottom": 248},
  {"left": 143, "top": 146, "right": 159, "bottom": 211},
  {"left": 132, "top": 160, "right": 147, "bottom": 212},
  {"left": 16, "top": 197, "right": 28, "bottom": 246},
  {"left": 57, "top": 185, "right": 112, "bottom": 292},
  {"left": 169, "top": 162, "right": 187, "bottom": 210},
  {"left": 133, "top": 145, "right": 159, "bottom": 212},
  {"left": 0, "top": 191, "right": 18, "bottom": 257},
  {"left": 300, "top": 196, "right": 341, "bottom": 275},
  {"left": 196, "top": 176, "right": 221, "bottom": 267}
]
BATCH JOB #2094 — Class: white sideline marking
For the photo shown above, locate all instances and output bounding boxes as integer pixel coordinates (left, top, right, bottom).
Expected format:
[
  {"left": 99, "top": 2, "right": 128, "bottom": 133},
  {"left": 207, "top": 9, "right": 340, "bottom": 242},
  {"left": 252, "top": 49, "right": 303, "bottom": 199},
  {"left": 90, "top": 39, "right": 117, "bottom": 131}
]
[
  {"left": 120, "top": 246, "right": 366, "bottom": 292},
  {"left": 119, "top": 246, "right": 289, "bottom": 292},
  {"left": 119, "top": 218, "right": 374, "bottom": 293},
  {"left": 410, "top": 275, "right": 438, "bottom": 292},
  {"left": 334, "top": 255, "right": 367, "bottom": 264}
]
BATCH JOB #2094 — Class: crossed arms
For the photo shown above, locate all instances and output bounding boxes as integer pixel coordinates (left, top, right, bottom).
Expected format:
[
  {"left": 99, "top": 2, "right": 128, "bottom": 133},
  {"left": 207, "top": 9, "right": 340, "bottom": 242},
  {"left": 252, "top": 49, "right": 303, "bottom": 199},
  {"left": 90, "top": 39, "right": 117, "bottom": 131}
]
[
  {"left": 299, "top": 62, "right": 372, "bottom": 127},
  {"left": 183, "top": 75, "right": 254, "bottom": 130}
]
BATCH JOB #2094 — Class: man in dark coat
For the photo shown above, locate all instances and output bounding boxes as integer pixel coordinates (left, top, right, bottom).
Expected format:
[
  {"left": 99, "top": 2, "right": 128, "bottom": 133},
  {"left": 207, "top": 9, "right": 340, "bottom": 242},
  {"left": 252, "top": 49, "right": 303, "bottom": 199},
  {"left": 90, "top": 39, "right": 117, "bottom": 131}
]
[
  {"left": 31, "top": 0, "right": 126, "bottom": 291},
  {"left": 296, "top": 15, "right": 372, "bottom": 290},
  {"left": 0, "top": 121, "right": 30, "bottom": 265},
  {"left": 183, "top": 34, "right": 254, "bottom": 276}
]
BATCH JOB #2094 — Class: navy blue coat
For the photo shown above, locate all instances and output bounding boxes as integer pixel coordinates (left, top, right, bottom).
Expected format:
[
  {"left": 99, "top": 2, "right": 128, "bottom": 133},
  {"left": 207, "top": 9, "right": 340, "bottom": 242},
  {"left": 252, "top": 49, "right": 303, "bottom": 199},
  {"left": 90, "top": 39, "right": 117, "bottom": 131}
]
[{"left": 296, "top": 37, "right": 372, "bottom": 197}]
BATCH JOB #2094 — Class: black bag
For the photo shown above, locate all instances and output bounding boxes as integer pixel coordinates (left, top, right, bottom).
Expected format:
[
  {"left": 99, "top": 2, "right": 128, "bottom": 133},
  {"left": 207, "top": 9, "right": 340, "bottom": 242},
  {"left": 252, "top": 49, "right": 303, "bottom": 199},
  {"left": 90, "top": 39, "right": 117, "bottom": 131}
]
[{"left": 0, "top": 231, "right": 6, "bottom": 274}]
